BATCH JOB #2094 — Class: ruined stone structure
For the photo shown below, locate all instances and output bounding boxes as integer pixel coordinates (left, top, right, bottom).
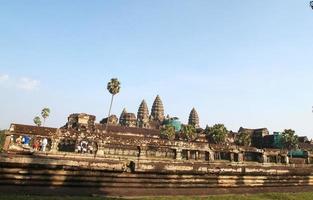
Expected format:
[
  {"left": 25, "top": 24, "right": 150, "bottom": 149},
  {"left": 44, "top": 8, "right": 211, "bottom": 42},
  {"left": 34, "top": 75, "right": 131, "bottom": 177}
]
[
  {"left": 1, "top": 94, "right": 313, "bottom": 196},
  {"left": 120, "top": 112, "right": 137, "bottom": 127}
]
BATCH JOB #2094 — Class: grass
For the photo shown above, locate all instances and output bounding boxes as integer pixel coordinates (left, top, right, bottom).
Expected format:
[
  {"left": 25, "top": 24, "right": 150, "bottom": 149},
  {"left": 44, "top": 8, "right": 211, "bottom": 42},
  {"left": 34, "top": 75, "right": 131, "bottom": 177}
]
[{"left": 1, "top": 192, "right": 313, "bottom": 200}]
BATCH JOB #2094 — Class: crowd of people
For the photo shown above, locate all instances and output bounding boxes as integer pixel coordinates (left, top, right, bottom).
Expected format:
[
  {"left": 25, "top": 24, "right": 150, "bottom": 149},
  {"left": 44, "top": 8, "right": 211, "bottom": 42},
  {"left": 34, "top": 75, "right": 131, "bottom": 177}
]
[
  {"left": 14, "top": 135, "right": 49, "bottom": 151},
  {"left": 76, "top": 140, "right": 95, "bottom": 154}
]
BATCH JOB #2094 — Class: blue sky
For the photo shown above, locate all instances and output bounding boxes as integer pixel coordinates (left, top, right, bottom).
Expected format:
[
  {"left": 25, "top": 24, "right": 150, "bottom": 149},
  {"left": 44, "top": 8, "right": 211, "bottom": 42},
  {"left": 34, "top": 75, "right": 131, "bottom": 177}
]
[{"left": 1, "top": 1, "right": 313, "bottom": 137}]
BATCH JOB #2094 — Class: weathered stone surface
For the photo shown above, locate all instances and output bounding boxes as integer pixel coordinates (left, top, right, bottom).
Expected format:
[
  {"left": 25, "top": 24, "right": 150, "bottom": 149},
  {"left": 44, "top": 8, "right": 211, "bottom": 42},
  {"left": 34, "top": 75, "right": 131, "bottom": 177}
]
[
  {"left": 137, "top": 100, "right": 150, "bottom": 128},
  {"left": 119, "top": 108, "right": 127, "bottom": 125},
  {"left": 150, "top": 95, "right": 164, "bottom": 122},
  {"left": 120, "top": 113, "right": 137, "bottom": 127},
  {"left": 188, "top": 108, "right": 200, "bottom": 128}
]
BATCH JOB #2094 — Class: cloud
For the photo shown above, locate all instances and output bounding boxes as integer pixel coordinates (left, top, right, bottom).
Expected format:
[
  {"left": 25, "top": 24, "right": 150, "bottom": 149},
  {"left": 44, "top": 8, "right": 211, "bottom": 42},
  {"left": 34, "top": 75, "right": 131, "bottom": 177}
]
[
  {"left": 0, "top": 74, "right": 9, "bottom": 82},
  {"left": 17, "top": 77, "right": 40, "bottom": 91}
]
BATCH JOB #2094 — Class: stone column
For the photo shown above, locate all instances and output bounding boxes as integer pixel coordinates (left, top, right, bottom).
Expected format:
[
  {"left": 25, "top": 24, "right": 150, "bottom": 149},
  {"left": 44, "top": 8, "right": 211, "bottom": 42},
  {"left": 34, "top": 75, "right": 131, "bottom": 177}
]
[
  {"left": 176, "top": 148, "right": 182, "bottom": 160},
  {"left": 195, "top": 151, "right": 199, "bottom": 160},
  {"left": 209, "top": 151, "right": 215, "bottom": 162},
  {"left": 50, "top": 138, "right": 59, "bottom": 153},
  {"left": 262, "top": 154, "right": 267, "bottom": 163},
  {"left": 230, "top": 152, "right": 234, "bottom": 162},
  {"left": 306, "top": 152, "right": 310, "bottom": 164},
  {"left": 285, "top": 156, "right": 289, "bottom": 164},
  {"left": 2, "top": 133, "right": 12, "bottom": 151},
  {"left": 96, "top": 143, "right": 104, "bottom": 156},
  {"left": 238, "top": 153, "right": 244, "bottom": 162}
]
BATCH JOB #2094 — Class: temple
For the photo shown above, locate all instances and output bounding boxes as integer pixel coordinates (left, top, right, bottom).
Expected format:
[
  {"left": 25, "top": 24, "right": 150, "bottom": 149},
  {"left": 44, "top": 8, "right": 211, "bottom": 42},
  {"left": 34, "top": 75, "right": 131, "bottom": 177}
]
[{"left": 1, "top": 95, "right": 313, "bottom": 196}]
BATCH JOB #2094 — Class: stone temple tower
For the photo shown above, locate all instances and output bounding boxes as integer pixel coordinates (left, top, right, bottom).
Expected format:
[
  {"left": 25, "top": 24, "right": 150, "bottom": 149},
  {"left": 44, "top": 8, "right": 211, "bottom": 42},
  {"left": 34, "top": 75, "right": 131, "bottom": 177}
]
[
  {"left": 137, "top": 100, "right": 150, "bottom": 128},
  {"left": 188, "top": 108, "right": 200, "bottom": 128},
  {"left": 119, "top": 108, "right": 127, "bottom": 125},
  {"left": 150, "top": 95, "right": 165, "bottom": 122}
]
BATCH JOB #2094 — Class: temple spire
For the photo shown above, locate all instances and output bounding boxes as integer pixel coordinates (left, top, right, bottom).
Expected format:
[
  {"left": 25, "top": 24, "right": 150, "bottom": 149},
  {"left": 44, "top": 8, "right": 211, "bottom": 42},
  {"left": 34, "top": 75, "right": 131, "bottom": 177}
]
[
  {"left": 137, "top": 100, "right": 149, "bottom": 128},
  {"left": 119, "top": 108, "right": 127, "bottom": 125},
  {"left": 188, "top": 107, "right": 199, "bottom": 128},
  {"left": 150, "top": 95, "right": 164, "bottom": 121}
]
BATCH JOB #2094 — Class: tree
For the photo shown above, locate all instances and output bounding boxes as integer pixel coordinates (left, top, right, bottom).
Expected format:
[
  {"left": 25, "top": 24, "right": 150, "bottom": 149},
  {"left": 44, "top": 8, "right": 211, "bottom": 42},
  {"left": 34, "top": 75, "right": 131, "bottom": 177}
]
[
  {"left": 41, "top": 107, "right": 50, "bottom": 126},
  {"left": 236, "top": 130, "right": 251, "bottom": 146},
  {"left": 106, "top": 78, "right": 121, "bottom": 127},
  {"left": 281, "top": 129, "right": 298, "bottom": 152},
  {"left": 180, "top": 124, "right": 197, "bottom": 141},
  {"left": 33, "top": 116, "right": 42, "bottom": 127},
  {"left": 160, "top": 125, "right": 176, "bottom": 140},
  {"left": 205, "top": 124, "right": 228, "bottom": 144}
]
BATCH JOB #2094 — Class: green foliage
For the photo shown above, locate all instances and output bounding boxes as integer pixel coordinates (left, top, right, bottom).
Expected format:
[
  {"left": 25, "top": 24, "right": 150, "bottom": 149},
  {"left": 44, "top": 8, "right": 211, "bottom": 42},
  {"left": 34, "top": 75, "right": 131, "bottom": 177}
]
[
  {"left": 33, "top": 116, "right": 42, "bottom": 127},
  {"left": 281, "top": 129, "right": 298, "bottom": 150},
  {"left": 0, "top": 130, "right": 5, "bottom": 152},
  {"left": 107, "top": 78, "right": 121, "bottom": 95},
  {"left": 236, "top": 130, "right": 251, "bottom": 146},
  {"left": 180, "top": 124, "right": 197, "bottom": 141},
  {"left": 160, "top": 125, "right": 176, "bottom": 140},
  {"left": 205, "top": 124, "right": 228, "bottom": 144},
  {"left": 41, "top": 107, "right": 50, "bottom": 119},
  {"left": 41, "top": 107, "right": 50, "bottom": 126}
]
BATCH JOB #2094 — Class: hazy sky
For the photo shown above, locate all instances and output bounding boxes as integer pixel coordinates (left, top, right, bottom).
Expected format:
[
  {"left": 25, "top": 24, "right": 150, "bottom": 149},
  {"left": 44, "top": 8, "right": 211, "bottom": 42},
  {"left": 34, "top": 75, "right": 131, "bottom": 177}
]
[{"left": 1, "top": 1, "right": 313, "bottom": 137}]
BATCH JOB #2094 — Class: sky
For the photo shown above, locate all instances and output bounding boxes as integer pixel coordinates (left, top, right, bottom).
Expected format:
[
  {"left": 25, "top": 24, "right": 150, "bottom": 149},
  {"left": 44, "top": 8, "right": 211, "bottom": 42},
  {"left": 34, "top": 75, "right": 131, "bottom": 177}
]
[{"left": 0, "top": 1, "right": 313, "bottom": 137}]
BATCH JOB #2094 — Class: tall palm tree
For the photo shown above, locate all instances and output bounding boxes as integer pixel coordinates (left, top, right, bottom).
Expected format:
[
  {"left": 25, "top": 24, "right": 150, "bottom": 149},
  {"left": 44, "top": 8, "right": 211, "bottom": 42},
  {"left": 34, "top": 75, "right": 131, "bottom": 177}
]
[
  {"left": 106, "top": 78, "right": 121, "bottom": 128},
  {"left": 33, "top": 116, "right": 42, "bottom": 127},
  {"left": 41, "top": 107, "right": 50, "bottom": 126}
]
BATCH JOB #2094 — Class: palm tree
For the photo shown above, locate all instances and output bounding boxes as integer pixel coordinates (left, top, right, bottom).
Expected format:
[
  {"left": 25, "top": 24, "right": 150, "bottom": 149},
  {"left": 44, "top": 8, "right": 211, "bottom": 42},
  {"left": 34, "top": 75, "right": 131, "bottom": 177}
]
[
  {"left": 205, "top": 124, "right": 228, "bottom": 144},
  {"left": 106, "top": 78, "right": 121, "bottom": 128},
  {"left": 41, "top": 107, "right": 50, "bottom": 126},
  {"left": 33, "top": 116, "right": 42, "bottom": 127}
]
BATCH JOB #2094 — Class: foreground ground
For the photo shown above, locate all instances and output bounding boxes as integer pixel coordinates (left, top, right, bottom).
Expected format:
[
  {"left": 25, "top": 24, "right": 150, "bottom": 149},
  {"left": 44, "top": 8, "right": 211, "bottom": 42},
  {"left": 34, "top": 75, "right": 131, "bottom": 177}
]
[{"left": 1, "top": 192, "right": 313, "bottom": 200}]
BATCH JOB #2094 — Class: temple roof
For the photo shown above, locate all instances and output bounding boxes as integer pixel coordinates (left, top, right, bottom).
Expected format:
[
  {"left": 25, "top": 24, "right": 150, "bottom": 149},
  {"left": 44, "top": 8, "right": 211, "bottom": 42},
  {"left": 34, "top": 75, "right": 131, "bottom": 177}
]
[{"left": 9, "top": 123, "right": 57, "bottom": 136}]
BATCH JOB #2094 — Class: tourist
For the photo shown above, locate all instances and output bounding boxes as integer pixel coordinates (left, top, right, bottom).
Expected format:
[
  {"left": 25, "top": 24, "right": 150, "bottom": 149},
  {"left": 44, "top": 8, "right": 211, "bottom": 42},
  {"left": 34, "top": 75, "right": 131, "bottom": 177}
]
[
  {"left": 88, "top": 144, "right": 94, "bottom": 154},
  {"left": 16, "top": 136, "right": 23, "bottom": 145},
  {"left": 33, "top": 139, "right": 40, "bottom": 150},
  {"left": 22, "top": 135, "right": 30, "bottom": 146},
  {"left": 41, "top": 138, "right": 48, "bottom": 151},
  {"left": 81, "top": 141, "right": 88, "bottom": 154}
]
